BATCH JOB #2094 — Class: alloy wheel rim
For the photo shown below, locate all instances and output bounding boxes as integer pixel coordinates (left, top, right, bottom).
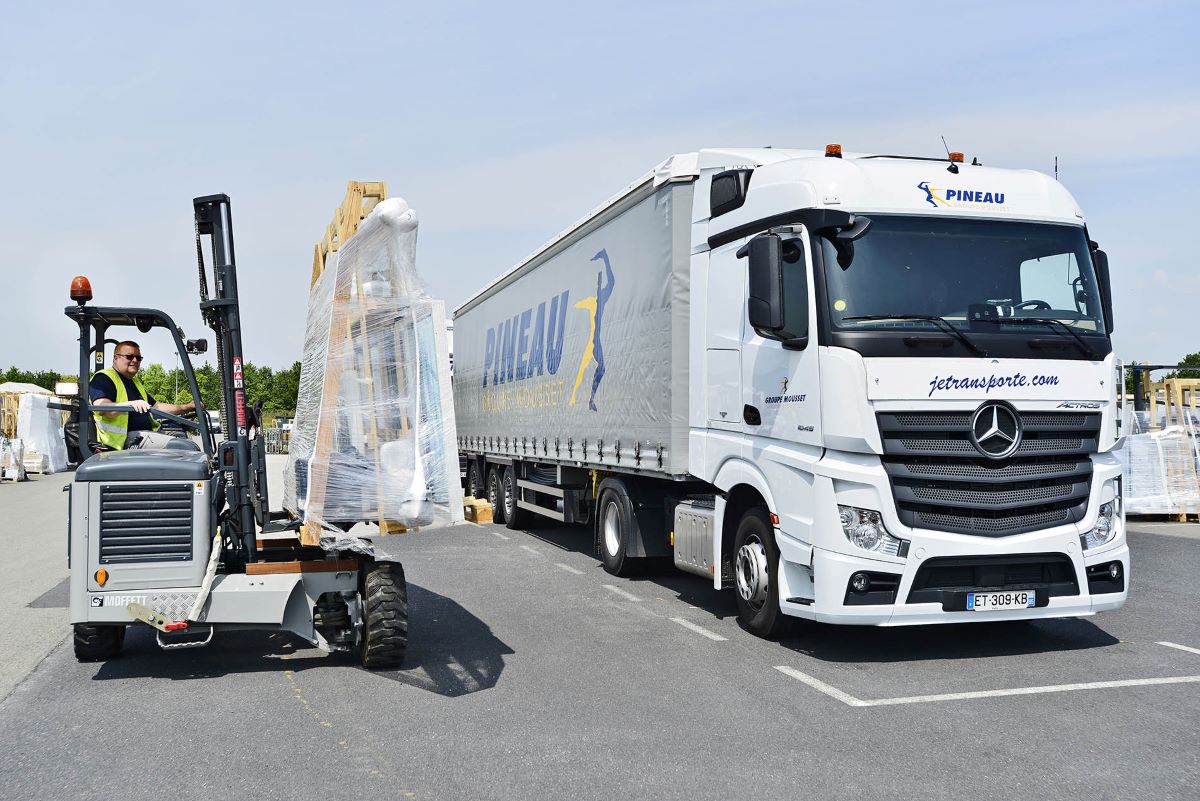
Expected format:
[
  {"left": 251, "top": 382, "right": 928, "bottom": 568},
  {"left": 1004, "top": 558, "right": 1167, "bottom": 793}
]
[{"left": 735, "top": 535, "right": 769, "bottom": 610}]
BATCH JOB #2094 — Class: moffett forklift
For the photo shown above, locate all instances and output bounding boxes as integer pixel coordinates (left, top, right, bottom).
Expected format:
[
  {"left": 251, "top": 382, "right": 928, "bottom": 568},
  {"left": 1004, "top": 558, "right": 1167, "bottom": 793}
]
[{"left": 64, "top": 194, "right": 407, "bottom": 667}]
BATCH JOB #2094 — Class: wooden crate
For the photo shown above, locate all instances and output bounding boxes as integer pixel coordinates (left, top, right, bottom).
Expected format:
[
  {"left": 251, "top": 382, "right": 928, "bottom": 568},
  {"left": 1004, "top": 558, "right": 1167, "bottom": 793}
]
[{"left": 0, "top": 393, "right": 20, "bottom": 439}]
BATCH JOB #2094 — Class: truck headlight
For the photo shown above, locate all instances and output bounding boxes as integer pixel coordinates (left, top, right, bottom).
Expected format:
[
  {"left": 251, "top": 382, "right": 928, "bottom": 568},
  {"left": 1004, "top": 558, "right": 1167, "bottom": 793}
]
[
  {"left": 838, "top": 506, "right": 908, "bottom": 557},
  {"left": 1082, "top": 501, "right": 1117, "bottom": 550}
]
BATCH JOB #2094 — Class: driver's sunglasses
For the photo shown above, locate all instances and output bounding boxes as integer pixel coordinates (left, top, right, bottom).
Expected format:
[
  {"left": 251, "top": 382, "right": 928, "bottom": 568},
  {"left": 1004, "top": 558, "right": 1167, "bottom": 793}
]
[{"left": 118, "top": 353, "right": 144, "bottom": 362}]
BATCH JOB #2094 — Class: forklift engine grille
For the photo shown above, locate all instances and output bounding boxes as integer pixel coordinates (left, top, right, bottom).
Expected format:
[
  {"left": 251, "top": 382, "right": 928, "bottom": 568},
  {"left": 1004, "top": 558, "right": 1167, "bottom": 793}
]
[{"left": 99, "top": 484, "right": 194, "bottom": 564}]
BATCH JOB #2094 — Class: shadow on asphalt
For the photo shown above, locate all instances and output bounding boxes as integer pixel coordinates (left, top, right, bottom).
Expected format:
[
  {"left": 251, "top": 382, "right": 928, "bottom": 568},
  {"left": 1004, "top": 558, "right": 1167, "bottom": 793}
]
[
  {"left": 521, "top": 521, "right": 1121, "bottom": 662},
  {"left": 89, "top": 583, "right": 514, "bottom": 697}
]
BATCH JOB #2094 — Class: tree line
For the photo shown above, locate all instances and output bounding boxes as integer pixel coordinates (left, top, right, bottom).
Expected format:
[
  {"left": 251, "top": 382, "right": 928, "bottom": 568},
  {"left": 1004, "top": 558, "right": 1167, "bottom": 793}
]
[{"left": 2, "top": 362, "right": 303, "bottom": 421}]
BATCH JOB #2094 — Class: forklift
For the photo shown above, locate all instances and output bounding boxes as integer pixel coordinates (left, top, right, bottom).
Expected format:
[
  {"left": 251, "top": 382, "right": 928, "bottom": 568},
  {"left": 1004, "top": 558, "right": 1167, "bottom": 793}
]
[{"left": 64, "top": 194, "right": 407, "bottom": 667}]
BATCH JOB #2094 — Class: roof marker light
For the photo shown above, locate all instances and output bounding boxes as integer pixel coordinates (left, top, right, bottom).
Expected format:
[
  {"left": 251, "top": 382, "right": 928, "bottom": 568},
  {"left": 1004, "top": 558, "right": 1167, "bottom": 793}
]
[
  {"left": 948, "top": 152, "right": 964, "bottom": 163},
  {"left": 825, "top": 143, "right": 842, "bottom": 158}
]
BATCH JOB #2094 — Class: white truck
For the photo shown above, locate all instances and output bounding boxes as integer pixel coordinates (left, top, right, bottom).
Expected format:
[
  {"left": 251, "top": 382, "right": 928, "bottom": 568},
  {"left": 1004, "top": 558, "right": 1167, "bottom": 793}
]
[{"left": 452, "top": 146, "right": 1128, "bottom": 637}]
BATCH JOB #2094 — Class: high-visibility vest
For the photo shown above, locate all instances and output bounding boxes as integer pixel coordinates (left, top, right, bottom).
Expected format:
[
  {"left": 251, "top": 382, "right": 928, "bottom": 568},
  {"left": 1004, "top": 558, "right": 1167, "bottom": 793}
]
[{"left": 91, "top": 368, "right": 158, "bottom": 450}]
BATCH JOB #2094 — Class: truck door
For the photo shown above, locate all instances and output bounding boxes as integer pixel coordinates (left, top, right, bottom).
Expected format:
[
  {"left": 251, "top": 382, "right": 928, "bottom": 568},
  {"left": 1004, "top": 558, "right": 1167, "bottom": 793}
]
[{"left": 740, "top": 228, "right": 821, "bottom": 448}]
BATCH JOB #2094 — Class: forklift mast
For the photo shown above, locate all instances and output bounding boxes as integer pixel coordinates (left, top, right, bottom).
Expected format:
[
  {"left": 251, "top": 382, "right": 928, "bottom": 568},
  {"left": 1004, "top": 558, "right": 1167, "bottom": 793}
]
[{"left": 192, "top": 195, "right": 269, "bottom": 561}]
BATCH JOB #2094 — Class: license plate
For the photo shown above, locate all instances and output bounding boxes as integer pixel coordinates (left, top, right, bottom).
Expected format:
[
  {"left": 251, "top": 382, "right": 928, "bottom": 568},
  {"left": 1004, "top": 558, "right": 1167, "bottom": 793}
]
[{"left": 967, "top": 590, "right": 1036, "bottom": 611}]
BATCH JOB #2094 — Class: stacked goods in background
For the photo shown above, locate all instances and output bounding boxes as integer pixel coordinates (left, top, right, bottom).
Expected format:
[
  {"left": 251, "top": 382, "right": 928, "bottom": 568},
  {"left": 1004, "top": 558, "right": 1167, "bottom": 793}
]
[
  {"left": 0, "top": 437, "right": 25, "bottom": 482},
  {"left": 1118, "top": 378, "right": 1200, "bottom": 518},
  {"left": 1, "top": 382, "right": 52, "bottom": 439},
  {"left": 284, "top": 186, "right": 462, "bottom": 544},
  {"left": 16, "top": 393, "right": 69, "bottom": 473}
]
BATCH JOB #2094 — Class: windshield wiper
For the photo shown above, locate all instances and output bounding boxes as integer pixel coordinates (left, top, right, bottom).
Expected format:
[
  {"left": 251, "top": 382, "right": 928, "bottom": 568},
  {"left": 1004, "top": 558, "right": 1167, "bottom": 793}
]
[
  {"left": 841, "top": 314, "right": 988, "bottom": 356},
  {"left": 980, "top": 317, "right": 1100, "bottom": 360}
]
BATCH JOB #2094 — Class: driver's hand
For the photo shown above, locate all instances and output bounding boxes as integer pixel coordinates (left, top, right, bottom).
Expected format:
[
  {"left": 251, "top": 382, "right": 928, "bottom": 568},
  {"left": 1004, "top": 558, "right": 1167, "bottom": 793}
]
[{"left": 128, "top": 399, "right": 151, "bottom": 414}]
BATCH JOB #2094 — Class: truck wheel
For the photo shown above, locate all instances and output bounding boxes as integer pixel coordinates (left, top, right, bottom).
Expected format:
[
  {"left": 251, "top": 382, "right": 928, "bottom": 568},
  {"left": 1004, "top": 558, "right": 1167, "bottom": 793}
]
[
  {"left": 503, "top": 467, "right": 532, "bottom": 530},
  {"left": 733, "top": 507, "right": 789, "bottom": 639},
  {"left": 598, "top": 485, "right": 636, "bottom": 576},
  {"left": 466, "top": 461, "right": 484, "bottom": 500},
  {"left": 359, "top": 562, "right": 408, "bottom": 669},
  {"left": 73, "top": 623, "right": 125, "bottom": 662},
  {"left": 486, "top": 466, "right": 506, "bottom": 525}
]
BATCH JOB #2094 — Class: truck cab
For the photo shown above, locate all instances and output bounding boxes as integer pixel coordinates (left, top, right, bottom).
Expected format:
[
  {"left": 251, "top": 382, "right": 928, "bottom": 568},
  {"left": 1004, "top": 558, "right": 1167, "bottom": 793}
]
[{"left": 692, "top": 146, "right": 1126, "bottom": 632}]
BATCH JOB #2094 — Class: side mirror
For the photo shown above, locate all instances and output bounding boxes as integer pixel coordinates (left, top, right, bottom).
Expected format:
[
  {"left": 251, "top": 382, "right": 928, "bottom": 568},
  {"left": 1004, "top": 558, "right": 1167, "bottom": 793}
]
[
  {"left": 1093, "top": 249, "right": 1114, "bottom": 333},
  {"left": 710, "top": 169, "right": 753, "bottom": 218},
  {"left": 187, "top": 338, "right": 208, "bottom": 354},
  {"left": 738, "top": 234, "right": 785, "bottom": 332}
]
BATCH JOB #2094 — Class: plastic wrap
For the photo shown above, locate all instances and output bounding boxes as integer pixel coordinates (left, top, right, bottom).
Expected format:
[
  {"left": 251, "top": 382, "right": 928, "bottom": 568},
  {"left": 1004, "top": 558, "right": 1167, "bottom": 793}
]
[
  {"left": 1118, "top": 410, "right": 1200, "bottom": 515},
  {"left": 16, "top": 393, "right": 69, "bottom": 473},
  {"left": 284, "top": 197, "right": 463, "bottom": 535},
  {"left": 0, "top": 437, "right": 26, "bottom": 481}
]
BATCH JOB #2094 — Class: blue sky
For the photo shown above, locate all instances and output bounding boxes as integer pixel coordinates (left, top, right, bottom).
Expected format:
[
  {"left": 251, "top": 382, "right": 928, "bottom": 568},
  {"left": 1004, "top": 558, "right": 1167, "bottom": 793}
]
[{"left": 2, "top": 0, "right": 1197, "bottom": 372}]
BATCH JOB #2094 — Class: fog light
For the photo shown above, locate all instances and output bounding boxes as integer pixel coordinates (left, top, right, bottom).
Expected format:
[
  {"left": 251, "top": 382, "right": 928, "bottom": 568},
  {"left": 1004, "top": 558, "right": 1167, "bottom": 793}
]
[
  {"left": 850, "top": 572, "right": 871, "bottom": 594},
  {"left": 1108, "top": 562, "right": 1122, "bottom": 580}
]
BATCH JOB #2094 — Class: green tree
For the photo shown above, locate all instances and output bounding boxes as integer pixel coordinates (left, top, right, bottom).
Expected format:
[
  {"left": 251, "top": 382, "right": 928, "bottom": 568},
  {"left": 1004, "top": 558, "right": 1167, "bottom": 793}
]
[{"left": 1167, "top": 352, "right": 1200, "bottom": 380}]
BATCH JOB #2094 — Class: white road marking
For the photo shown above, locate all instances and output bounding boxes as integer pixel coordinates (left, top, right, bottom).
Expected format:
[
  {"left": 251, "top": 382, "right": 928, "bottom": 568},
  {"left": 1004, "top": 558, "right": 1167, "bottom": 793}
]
[
  {"left": 602, "top": 584, "right": 642, "bottom": 602},
  {"left": 555, "top": 563, "right": 584, "bottom": 575},
  {"left": 520, "top": 544, "right": 542, "bottom": 556},
  {"left": 1158, "top": 641, "right": 1200, "bottom": 656},
  {"left": 492, "top": 532, "right": 511, "bottom": 541},
  {"left": 669, "top": 617, "right": 728, "bottom": 641},
  {"left": 774, "top": 667, "right": 868, "bottom": 707},
  {"left": 775, "top": 666, "right": 1200, "bottom": 707}
]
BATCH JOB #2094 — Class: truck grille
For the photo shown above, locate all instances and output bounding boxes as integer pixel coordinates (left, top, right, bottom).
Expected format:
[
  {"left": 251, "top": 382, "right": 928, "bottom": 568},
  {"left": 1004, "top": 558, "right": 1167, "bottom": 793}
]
[
  {"left": 99, "top": 484, "right": 194, "bottom": 564},
  {"left": 878, "top": 410, "right": 1099, "bottom": 537}
]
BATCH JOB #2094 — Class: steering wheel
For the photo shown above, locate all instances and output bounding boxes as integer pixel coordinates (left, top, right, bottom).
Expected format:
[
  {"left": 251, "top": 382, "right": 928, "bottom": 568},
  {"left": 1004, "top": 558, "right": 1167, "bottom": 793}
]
[{"left": 1015, "top": 299, "right": 1051, "bottom": 311}]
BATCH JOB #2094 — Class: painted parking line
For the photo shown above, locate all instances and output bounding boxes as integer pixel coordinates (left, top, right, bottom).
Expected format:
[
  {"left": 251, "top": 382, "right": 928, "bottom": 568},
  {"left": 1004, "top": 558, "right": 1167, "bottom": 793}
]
[
  {"left": 669, "top": 617, "right": 728, "bottom": 642},
  {"left": 555, "top": 563, "right": 584, "bottom": 575},
  {"left": 520, "top": 544, "right": 542, "bottom": 556},
  {"left": 774, "top": 665, "right": 1200, "bottom": 708},
  {"left": 603, "top": 584, "right": 642, "bottom": 602},
  {"left": 492, "top": 532, "right": 511, "bottom": 541},
  {"left": 1158, "top": 641, "right": 1200, "bottom": 656}
]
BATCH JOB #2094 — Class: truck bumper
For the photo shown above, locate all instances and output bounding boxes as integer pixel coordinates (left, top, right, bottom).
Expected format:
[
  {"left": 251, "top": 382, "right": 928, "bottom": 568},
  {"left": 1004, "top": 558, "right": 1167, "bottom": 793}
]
[{"left": 778, "top": 530, "right": 1129, "bottom": 626}]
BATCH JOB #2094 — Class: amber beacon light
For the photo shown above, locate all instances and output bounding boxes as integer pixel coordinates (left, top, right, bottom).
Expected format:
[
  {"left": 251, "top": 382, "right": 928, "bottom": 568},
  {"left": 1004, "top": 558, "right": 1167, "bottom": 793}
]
[{"left": 70, "top": 275, "right": 93, "bottom": 305}]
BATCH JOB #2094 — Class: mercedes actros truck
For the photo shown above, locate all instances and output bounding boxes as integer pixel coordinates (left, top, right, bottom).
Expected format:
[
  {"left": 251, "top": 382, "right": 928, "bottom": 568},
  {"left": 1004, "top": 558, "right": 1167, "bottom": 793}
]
[{"left": 453, "top": 145, "right": 1128, "bottom": 637}]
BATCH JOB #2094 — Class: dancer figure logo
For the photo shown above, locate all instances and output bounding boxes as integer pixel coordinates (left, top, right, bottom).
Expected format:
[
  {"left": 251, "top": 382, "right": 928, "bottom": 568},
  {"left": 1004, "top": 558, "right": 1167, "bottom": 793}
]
[{"left": 569, "top": 249, "right": 615, "bottom": 411}]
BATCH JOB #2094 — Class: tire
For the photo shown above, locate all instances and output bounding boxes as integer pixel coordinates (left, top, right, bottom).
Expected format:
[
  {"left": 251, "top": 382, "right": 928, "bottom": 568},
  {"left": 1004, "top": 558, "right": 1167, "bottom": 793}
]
[
  {"left": 503, "top": 466, "right": 532, "bottom": 530},
  {"left": 359, "top": 561, "right": 408, "bottom": 669},
  {"left": 732, "top": 507, "right": 790, "bottom": 639},
  {"left": 73, "top": 623, "right": 125, "bottom": 662},
  {"left": 598, "top": 486, "right": 635, "bottom": 576},
  {"left": 466, "top": 461, "right": 484, "bottom": 500},
  {"left": 486, "top": 466, "right": 506, "bottom": 525}
]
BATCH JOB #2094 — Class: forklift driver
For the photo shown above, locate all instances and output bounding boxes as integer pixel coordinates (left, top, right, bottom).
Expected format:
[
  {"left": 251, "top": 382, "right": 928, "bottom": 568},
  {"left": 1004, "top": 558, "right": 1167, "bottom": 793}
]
[{"left": 90, "top": 340, "right": 198, "bottom": 451}]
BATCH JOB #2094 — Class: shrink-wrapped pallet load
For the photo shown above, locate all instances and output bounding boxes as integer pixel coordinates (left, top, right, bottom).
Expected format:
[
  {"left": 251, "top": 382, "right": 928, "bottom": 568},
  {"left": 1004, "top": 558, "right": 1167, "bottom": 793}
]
[
  {"left": 284, "top": 197, "right": 463, "bottom": 543},
  {"left": 16, "top": 393, "right": 69, "bottom": 474}
]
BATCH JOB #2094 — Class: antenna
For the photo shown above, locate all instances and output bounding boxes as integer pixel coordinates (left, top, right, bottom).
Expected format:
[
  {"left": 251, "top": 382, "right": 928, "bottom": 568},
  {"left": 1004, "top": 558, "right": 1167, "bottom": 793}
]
[
  {"left": 941, "top": 135, "right": 959, "bottom": 174},
  {"left": 1054, "top": 156, "right": 1059, "bottom": 181}
]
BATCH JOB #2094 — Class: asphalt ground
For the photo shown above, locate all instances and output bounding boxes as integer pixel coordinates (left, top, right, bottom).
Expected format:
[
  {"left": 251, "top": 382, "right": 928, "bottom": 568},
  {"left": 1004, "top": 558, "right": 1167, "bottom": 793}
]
[{"left": 0, "top": 465, "right": 1198, "bottom": 800}]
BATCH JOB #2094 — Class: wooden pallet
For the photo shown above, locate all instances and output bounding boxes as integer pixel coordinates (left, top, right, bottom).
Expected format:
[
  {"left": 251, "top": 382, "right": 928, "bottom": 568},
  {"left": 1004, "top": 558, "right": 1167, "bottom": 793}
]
[{"left": 464, "top": 496, "right": 493, "bottom": 524}]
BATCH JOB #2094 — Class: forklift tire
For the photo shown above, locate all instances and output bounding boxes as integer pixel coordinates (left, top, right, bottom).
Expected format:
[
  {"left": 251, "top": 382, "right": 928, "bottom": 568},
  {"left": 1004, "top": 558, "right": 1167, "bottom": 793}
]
[
  {"left": 486, "top": 466, "right": 506, "bottom": 525},
  {"left": 73, "top": 623, "right": 125, "bottom": 662},
  {"left": 359, "top": 562, "right": 408, "bottom": 669}
]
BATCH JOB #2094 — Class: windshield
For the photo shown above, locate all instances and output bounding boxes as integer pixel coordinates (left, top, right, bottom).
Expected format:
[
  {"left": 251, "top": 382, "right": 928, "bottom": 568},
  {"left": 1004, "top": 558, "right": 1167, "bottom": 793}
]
[{"left": 823, "top": 216, "right": 1106, "bottom": 334}]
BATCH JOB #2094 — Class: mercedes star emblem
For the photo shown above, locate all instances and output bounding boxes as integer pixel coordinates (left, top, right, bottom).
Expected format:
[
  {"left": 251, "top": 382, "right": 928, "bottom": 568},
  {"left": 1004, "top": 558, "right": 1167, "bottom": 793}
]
[{"left": 969, "top": 402, "right": 1022, "bottom": 459}]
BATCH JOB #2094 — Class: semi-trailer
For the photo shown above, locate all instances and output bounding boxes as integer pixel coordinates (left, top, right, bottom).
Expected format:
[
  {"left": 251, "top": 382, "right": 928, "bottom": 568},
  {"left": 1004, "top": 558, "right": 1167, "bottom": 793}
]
[{"left": 452, "top": 146, "right": 1128, "bottom": 637}]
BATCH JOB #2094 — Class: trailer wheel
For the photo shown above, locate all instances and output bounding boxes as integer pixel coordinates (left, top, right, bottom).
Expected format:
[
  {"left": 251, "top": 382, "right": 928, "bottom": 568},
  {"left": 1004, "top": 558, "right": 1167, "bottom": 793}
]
[
  {"left": 503, "top": 467, "right": 532, "bottom": 530},
  {"left": 598, "top": 485, "right": 636, "bottom": 576},
  {"left": 359, "top": 562, "right": 408, "bottom": 669},
  {"left": 73, "top": 623, "right": 125, "bottom": 662},
  {"left": 466, "top": 461, "right": 484, "bottom": 500},
  {"left": 486, "top": 466, "right": 506, "bottom": 525},
  {"left": 732, "top": 507, "right": 789, "bottom": 639}
]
